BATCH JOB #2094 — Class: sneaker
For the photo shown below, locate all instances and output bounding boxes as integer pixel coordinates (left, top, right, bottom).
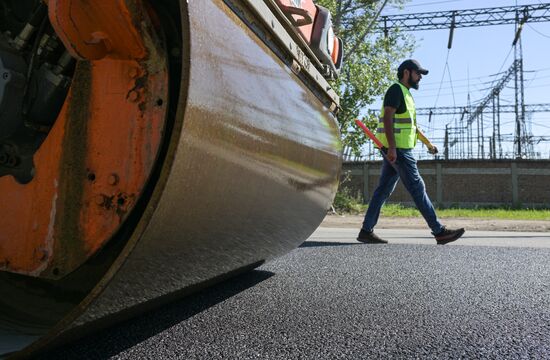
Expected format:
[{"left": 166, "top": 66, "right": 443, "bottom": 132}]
[
  {"left": 434, "top": 227, "right": 465, "bottom": 245},
  {"left": 357, "top": 229, "right": 388, "bottom": 244}
]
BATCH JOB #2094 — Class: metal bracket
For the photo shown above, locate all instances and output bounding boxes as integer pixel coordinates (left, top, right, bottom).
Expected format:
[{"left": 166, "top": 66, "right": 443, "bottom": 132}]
[
  {"left": 278, "top": 4, "right": 313, "bottom": 27},
  {"left": 240, "top": 0, "right": 339, "bottom": 107},
  {"left": 48, "top": 0, "right": 148, "bottom": 60}
]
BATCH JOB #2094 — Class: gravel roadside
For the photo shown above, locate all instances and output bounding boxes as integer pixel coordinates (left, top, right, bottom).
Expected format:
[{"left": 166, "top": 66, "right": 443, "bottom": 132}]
[{"left": 322, "top": 213, "right": 550, "bottom": 232}]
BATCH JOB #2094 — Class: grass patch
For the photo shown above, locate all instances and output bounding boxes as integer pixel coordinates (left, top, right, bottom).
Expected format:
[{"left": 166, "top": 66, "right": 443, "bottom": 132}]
[
  {"left": 380, "top": 204, "right": 549, "bottom": 220},
  {"left": 376, "top": 204, "right": 550, "bottom": 220},
  {"left": 332, "top": 186, "right": 366, "bottom": 213},
  {"left": 434, "top": 206, "right": 550, "bottom": 220},
  {"left": 333, "top": 193, "right": 550, "bottom": 220}
]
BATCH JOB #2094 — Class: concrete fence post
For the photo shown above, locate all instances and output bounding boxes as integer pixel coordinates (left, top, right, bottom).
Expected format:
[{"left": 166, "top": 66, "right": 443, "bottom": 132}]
[
  {"left": 362, "top": 163, "right": 369, "bottom": 204},
  {"left": 436, "top": 163, "right": 443, "bottom": 206},
  {"left": 511, "top": 162, "right": 519, "bottom": 206}
]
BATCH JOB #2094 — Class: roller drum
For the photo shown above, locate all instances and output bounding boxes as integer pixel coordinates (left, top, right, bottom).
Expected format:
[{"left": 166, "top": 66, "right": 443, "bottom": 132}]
[{"left": 0, "top": 0, "right": 341, "bottom": 357}]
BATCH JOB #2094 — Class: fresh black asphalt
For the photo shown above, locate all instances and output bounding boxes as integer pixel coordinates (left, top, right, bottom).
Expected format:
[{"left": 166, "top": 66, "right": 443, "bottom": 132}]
[{"left": 43, "top": 240, "right": 550, "bottom": 359}]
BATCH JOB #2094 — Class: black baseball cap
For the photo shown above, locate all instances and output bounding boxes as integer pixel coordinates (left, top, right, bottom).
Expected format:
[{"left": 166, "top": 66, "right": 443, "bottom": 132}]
[{"left": 398, "top": 59, "right": 429, "bottom": 75}]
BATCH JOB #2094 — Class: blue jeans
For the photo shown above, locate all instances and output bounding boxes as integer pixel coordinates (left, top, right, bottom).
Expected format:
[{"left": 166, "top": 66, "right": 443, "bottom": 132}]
[{"left": 362, "top": 149, "right": 444, "bottom": 235}]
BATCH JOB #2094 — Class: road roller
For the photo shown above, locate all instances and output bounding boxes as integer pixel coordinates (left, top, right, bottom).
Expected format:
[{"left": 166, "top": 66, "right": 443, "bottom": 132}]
[{"left": 0, "top": 0, "right": 342, "bottom": 357}]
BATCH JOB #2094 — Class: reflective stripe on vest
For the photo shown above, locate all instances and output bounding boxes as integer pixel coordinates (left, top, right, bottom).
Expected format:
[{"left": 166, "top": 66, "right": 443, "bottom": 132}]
[
  {"left": 378, "top": 117, "right": 412, "bottom": 124},
  {"left": 376, "top": 128, "right": 401, "bottom": 133},
  {"left": 375, "top": 82, "right": 418, "bottom": 149}
]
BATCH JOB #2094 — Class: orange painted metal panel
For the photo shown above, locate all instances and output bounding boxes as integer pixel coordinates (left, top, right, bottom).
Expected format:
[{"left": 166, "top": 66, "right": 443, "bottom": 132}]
[
  {"left": 0, "top": 1, "right": 169, "bottom": 279},
  {"left": 0, "top": 59, "right": 168, "bottom": 278},
  {"left": 275, "top": 0, "right": 318, "bottom": 43},
  {"left": 48, "top": 0, "right": 147, "bottom": 60}
]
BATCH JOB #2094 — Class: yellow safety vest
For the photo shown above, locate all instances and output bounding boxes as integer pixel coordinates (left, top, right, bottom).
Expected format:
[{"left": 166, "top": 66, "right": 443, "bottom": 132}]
[{"left": 375, "top": 82, "right": 417, "bottom": 149}]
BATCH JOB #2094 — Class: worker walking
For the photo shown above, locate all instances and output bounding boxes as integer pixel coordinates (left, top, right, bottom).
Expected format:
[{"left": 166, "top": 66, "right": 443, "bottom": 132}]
[{"left": 357, "top": 59, "right": 465, "bottom": 245}]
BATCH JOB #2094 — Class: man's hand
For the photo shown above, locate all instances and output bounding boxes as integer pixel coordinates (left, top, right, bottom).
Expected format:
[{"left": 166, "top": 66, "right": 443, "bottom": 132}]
[
  {"left": 417, "top": 129, "right": 438, "bottom": 156},
  {"left": 387, "top": 147, "right": 397, "bottom": 163}
]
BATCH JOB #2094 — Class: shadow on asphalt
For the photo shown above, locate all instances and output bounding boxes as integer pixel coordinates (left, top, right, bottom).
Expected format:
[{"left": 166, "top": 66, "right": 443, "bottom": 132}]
[
  {"left": 40, "top": 269, "right": 274, "bottom": 359},
  {"left": 299, "top": 241, "right": 361, "bottom": 248}
]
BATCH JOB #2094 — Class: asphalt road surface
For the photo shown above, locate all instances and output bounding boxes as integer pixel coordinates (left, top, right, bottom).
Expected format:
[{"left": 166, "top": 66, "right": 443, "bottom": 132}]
[{"left": 43, "top": 227, "right": 550, "bottom": 359}]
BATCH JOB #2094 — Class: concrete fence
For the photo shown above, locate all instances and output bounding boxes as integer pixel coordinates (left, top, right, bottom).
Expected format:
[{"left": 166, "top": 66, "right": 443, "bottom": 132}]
[{"left": 341, "top": 160, "right": 550, "bottom": 208}]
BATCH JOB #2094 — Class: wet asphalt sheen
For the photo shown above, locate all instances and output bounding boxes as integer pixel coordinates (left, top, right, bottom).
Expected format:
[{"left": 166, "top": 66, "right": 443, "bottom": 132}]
[{"left": 43, "top": 233, "right": 550, "bottom": 359}]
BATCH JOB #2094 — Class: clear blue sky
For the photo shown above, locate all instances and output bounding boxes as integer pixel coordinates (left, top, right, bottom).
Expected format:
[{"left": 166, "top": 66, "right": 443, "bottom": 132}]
[{"left": 369, "top": 0, "right": 550, "bottom": 159}]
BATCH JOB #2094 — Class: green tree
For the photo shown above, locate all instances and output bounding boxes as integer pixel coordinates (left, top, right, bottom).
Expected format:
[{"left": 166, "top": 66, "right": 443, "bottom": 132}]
[{"left": 316, "top": 0, "right": 415, "bottom": 157}]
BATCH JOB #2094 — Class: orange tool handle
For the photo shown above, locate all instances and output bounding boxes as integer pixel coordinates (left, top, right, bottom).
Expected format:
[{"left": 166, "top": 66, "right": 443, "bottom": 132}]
[
  {"left": 354, "top": 119, "right": 385, "bottom": 149},
  {"left": 355, "top": 119, "right": 398, "bottom": 167}
]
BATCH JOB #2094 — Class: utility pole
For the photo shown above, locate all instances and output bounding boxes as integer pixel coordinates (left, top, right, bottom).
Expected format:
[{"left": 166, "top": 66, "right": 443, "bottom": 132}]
[
  {"left": 497, "top": 94, "right": 502, "bottom": 158},
  {"left": 444, "top": 125, "right": 449, "bottom": 160},
  {"left": 519, "top": 27, "right": 529, "bottom": 158},
  {"left": 467, "top": 103, "right": 472, "bottom": 159},
  {"left": 513, "top": 10, "right": 526, "bottom": 159},
  {"left": 479, "top": 112, "right": 485, "bottom": 159},
  {"left": 491, "top": 98, "right": 497, "bottom": 159},
  {"left": 476, "top": 115, "right": 480, "bottom": 158}
]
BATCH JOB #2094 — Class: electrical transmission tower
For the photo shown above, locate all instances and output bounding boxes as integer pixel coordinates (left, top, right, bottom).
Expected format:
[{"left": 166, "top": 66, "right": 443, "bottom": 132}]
[
  {"left": 415, "top": 104, "right": 550, "bottom": 116},
  {"left": 465, "top": 60, "right": 518, "bottom": 126},
  {"left": 377, "top": 4, "right": 550, "bottom": 33},
  {"left": 371, "top": 4, "right": 550, "bottom": 160}
]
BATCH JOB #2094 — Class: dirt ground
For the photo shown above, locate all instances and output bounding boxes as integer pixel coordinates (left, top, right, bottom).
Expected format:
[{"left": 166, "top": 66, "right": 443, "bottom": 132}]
[{"left": 322, "top": 214, "right": 550, "bottom": 233}]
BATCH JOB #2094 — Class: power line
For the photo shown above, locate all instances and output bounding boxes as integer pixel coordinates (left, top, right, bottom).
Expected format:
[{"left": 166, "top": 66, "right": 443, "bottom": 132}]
[
  {"left": 466, "top": 59, "right": 519, "bottom": 125},
  {"left": 527, "top": 22, "right": 550, "bottom": 37},
  {"left": 413, "top": 88, "right": 489, "bottom": 98},
  {"left": 522, "top": 83, "right": 550, "bottom": 89},
  {"left": 404, "top": 80, "right": 493, "bottom": 95},
  {"left": 388, "top": 0, "right": 463, "bottom": 10},
  {"left": 368, "top": 103, "right": 550, "bottom": 116},
  {"left": 419, "top": 67, "right": 550, "bottom": 87},
  {"left": 419, "top": 103, "right": 550, "bottom": 115},
  {"left": 433, "top": 49, "right": 451, "bottom": 108},
  {"left": 378, "top": 3, "right": 550, "bottom": 32},
  {"left": 530, "top": 121, "right": 550, "bottom": 129}
]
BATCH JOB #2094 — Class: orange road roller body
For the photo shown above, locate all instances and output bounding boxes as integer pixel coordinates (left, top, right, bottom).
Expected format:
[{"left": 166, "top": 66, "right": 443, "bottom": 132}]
[{"left": 0, "top": 0, "right": 342, "bottom": 357}]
